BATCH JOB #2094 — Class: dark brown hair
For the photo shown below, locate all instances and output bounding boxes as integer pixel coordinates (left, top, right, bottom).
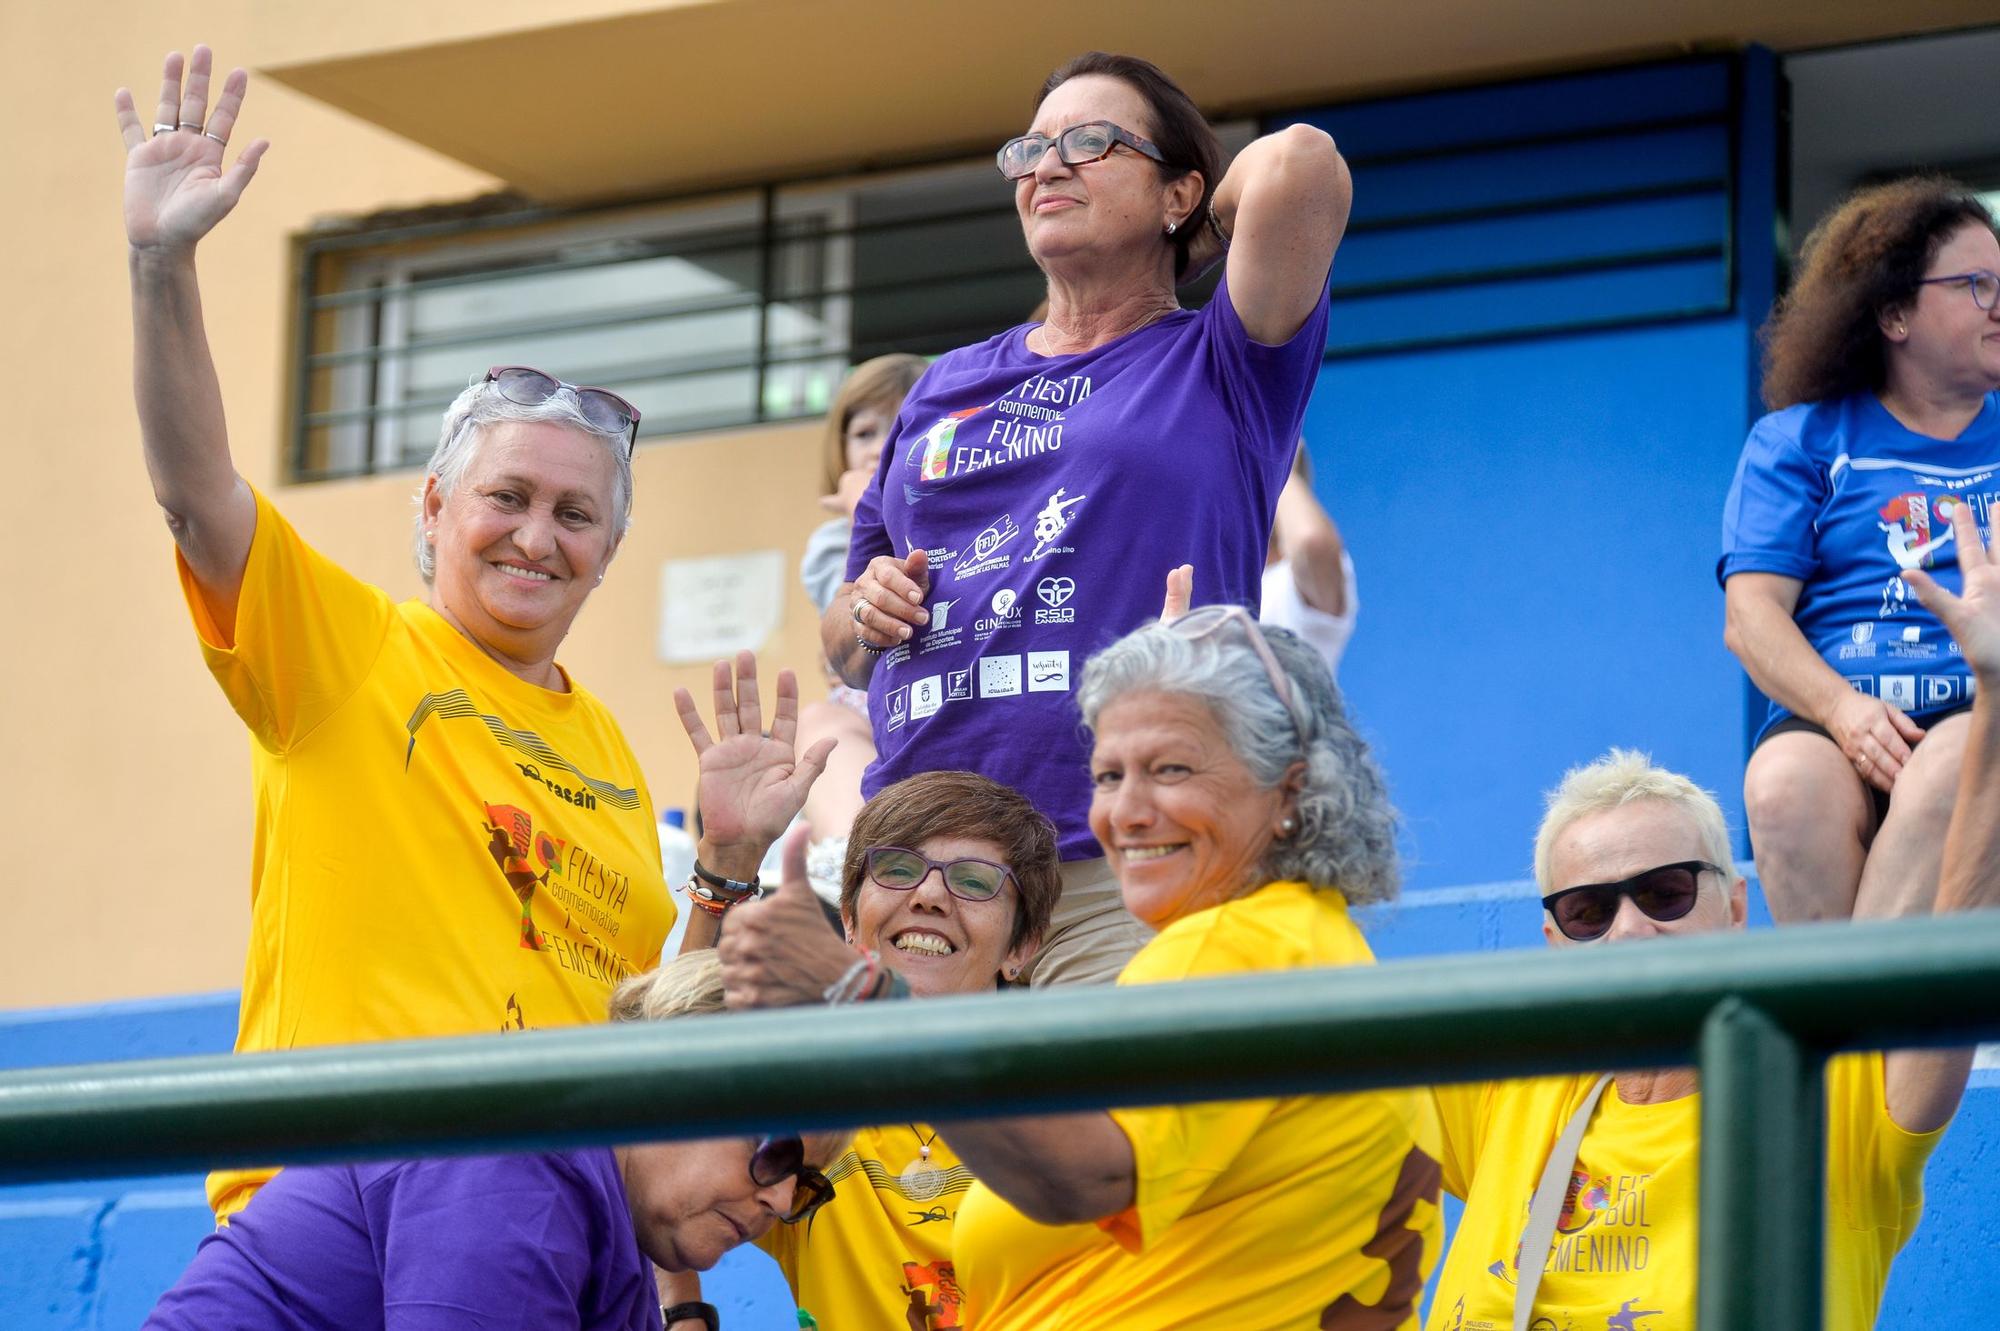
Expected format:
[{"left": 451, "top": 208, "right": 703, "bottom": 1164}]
[
  {"left": 1036, "top": 52, "right": 1224, "bottom": 281},
  {"left": 840, "top": 771, "right": 1060, "bottom": 952},
  {"left": 820, "top": 354, "right": 928, "bottom": 494},
  {"left": 1761, "top": 176, "right": 1997, "bottom": 409}
]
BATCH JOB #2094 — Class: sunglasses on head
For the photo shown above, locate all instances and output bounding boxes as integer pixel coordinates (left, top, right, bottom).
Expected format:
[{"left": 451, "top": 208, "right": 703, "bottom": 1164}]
[
  {"left": 864, "top": 846, "right": 1015, "bottom": 903},
  {"left": 750, "top": 1134, "right": 835, "bottom": 1225},
  {"left": 1540, "top": 860, "right": 1723, "bottom": 942},
  {"left": 484, "top": 365, "right": 642, "bottom": 456},
  {"left": 1166, "top": 604, "right": 1307, "bottom": 739}
]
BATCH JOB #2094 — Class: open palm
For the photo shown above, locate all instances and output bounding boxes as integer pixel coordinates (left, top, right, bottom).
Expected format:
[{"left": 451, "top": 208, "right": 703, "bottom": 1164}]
[
  {"left": 114, "top": 47, "right": 267, "bottom": 253},
  {"left": 674, "top": 654, "right": 835, "bottom": 853},
  {"left": 1905, "top": 503, "right": 2000, "bottom": 677}
]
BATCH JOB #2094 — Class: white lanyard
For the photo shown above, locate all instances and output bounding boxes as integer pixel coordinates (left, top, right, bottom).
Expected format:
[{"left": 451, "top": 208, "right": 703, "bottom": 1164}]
[{"left": 1514, "top": 1074, "right": 1614, "bottom": 1331}]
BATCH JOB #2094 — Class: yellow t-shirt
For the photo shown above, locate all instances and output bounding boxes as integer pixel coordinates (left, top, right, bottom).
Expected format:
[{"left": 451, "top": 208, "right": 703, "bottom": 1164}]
[
  {"left": 953, "top": 880, "right": 1445, "bottom": 1330},
  {"left": 759, "top": 1122, "right": 971, "bottom": 1329},
  {"left": 1427, "top": 1052, "right": 1941, "bottom": 1331},
  {"left": 184, "top": 490, "right": 672, "bottom": 1218}
]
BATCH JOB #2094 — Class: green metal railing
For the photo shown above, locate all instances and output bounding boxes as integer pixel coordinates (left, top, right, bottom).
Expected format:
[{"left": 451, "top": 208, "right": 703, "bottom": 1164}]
[{"left": 4, "top": 913, "right": 1997, "bottom": 1329}]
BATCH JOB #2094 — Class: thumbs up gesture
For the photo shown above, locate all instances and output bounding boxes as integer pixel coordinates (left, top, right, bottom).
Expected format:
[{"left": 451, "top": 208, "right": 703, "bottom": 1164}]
[{"left": 718, "top": 825, "right": 865, "bottom": 1010}]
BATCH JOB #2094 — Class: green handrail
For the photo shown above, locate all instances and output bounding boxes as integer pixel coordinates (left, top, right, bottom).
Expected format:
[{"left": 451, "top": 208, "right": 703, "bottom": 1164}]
[{"left": 4, "top": 911, "right": 1997, "bottom": 1330}]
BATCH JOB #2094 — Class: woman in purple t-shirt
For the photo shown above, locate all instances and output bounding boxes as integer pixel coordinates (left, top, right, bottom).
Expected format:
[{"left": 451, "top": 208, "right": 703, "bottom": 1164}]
[
  {"left": 145, "top": 953, "right": 846, "bottom": 1331},
  {"left": 826, "top": 52, "right": 1350, "bottom": 986}
]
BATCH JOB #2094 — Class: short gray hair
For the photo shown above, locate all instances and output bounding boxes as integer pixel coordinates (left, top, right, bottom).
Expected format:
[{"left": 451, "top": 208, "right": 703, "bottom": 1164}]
[
  {"left": 1532, "top": 749, "right": 1737, "bottom": 894},
  {"left": 412, "top": 377, "right": 636, "bottom": 583},
  {"left": 1077, "top": 618, "right": 1399, "bottom": 906}
]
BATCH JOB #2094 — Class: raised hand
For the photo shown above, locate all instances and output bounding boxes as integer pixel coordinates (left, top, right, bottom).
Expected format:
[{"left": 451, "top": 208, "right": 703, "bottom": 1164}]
[
  {"left": 114, "top": 47, "right": 268, "bottom": 254},
  {"left": 1905, "top": 503, "right": 2000, "bottom": 681},
  {"left": 1160, "top": 564, "right": 1194, "bottom": 620},
  {"left": 674, "top": 653, "right": 836, "bottom": 872},
  {"left": 718, "top": 825, "right": 861, "bottom": 1009}
]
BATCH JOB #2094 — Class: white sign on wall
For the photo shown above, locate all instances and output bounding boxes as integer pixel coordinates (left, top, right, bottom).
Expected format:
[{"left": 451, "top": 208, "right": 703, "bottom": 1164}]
[{"left": 657, "top": 550, "right": 786, "bottom": 663}]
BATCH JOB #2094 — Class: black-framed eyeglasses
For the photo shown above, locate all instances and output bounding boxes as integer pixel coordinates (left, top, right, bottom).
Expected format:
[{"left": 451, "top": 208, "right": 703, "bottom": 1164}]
[
  {"left": 484, "top": 365, "right": 642, "bottom": 456},
  {"left": 996, "top": 120, "right": 1166, "bottom": 180},
  {"left": 1916, "top": 269, "right": 2000, "bottom": 312},
  {"left": 864, "top": 846, "right": 1016, "bottom": 903},
  {"left": 750, "top": 1134, "right": 836, "bottom": 1225},
  {"left": 1540, "top": 860, "right": 1723, "bottom": 942}
]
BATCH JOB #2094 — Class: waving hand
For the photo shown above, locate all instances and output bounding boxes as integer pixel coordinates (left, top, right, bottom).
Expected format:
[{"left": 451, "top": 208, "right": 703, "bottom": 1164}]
[{"left": 114, "top": 47, "right": 267, "bottom": 255}]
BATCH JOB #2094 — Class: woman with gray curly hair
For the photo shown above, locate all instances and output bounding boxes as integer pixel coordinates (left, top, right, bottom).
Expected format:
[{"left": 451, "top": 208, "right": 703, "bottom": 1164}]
[
  {"left": 117, "top": 46, "right": 671, "bottom": 1223},
  {"left": 938, "top": 607, "right": 1444, "bottom": 1328}
]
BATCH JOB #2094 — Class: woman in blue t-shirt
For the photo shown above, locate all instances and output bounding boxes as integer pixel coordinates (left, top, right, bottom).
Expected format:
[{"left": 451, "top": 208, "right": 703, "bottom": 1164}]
[
  {"left": 1720, "top": 176, "right": 2000, "bottom": 923},
  {"left": 823, "top": 52, "right": 1351, "bottom": 986}
]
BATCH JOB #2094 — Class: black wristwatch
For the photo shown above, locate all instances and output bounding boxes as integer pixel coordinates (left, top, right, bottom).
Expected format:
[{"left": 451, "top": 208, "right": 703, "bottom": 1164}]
[{"left": 662, "top": 1300, "right": 720, "bottom": 1331}]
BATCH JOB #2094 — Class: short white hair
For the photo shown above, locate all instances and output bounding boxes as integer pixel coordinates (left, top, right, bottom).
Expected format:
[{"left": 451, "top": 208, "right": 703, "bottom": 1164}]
[
  {"left": 1533, "top": 748, "right": 1737, "bottom": 894},
  {"left": 412, "top": 377, "right": 635, "bottom": 583}
]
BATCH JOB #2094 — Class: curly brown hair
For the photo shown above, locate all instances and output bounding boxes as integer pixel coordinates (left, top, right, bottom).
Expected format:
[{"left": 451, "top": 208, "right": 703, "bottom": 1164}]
[
  {"left": 1761, "top": 176, "right": 1996, "bottom": 409},
  {"left": 839, "top": 771, "right": 1060, "bottom": 954}
]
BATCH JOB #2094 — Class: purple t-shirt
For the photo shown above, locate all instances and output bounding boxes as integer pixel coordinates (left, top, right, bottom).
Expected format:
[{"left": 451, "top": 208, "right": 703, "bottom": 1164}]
[
  {"left": 847, "top": 277, "right": 1331, "bottom": 858},
  {"left": 144, "top": 1149, "right": 660, "bottom": 1331},
  {"left": 1719, "top": 392, "right": 1999, "bottom": 739}
]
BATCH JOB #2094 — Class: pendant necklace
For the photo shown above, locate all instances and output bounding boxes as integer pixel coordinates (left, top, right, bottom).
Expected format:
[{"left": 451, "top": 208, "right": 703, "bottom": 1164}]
[{"left": 900, "top": 1124, "right": 945, "bottom": 1201}]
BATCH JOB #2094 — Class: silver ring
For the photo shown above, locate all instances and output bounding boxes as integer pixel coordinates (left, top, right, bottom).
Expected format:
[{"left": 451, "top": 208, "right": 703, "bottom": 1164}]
[
  {"left": 852, "top": 599, "right": 868, "bottom": 624},
  {"left": 203, "top": 130, "right": 227, "bottom": 146},
  {"left": 177, "top": 121, "right": 203, "bottom": 132},
  {"left": 152, "top": 122, "right": 175, "bottom": 135}
]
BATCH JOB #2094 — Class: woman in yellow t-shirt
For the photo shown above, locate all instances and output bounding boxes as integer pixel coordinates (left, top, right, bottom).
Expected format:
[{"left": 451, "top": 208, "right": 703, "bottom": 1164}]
[
  {"left": 1429, "top": 509, "right": 2000, "bottom": 1331},
  {"left": 116, "top": 48, "right": 672, "bottom": 1220},
  {"left": 909, "top": 609, "right": 1436, "bottom": 1329}
]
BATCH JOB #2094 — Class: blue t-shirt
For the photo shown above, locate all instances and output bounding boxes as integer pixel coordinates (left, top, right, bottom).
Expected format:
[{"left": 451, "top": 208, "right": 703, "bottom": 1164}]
[
  {"left": 144, "top": 1149, "right": 660, "bottom": 1331},
  {"left": 1718, "top": 391, "right": 2000, "bottom": 738},
  {"left": 846, "top": 278, "right": 1331, "bottom": 859}
]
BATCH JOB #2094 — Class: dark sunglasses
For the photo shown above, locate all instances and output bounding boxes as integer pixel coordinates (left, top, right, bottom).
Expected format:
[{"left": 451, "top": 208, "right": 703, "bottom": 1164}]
[
  {"left": 865, "top": 846, "right": 1016, "bottom": 903},
  {"left": 750, "top": 1134, "right": 836, "bottom": 1225},
  {"left": 484, "top": 365, "right": 642, "bottom": 456},
  {"left": 997, "top": 120, "right": 1166, "bottom": 180},
  {"left": 1540, "top": 860, "right": 1722, "bottom": 942}
]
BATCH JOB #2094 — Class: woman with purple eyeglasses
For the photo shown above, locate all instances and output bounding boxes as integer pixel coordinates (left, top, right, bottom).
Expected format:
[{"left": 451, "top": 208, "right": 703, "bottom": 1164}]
[{"left": 116, "top": 47, "right": 673, "bottom": 1223}]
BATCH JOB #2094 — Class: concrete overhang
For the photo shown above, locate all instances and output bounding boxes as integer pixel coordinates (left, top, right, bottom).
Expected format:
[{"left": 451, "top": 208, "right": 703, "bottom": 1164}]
[{"left": 264, "top": 1, "right": 1998, "bottom": 203}]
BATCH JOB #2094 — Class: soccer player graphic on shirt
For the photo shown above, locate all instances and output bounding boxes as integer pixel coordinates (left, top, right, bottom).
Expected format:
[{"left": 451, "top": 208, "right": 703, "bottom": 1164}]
[
  {"left": 482, "top": 802, "right": 550, "bottom": 950},
  {"left": 1878, "top": 492, "right": 1961, "bottom": 570},
  {"left": 1605, "top": 1298, "right": 1662, "bottom": 1331}
]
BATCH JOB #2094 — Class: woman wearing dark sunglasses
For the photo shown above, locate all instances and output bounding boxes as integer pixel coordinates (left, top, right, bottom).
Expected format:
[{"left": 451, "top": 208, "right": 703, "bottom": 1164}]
[
  {"left": 116, "top": 48, "right": 670, "bottom": 1222},
  {"left": 827, "top": 51, "right": 1351, "bottom": 989},
  {"left": 1430, "top": 506, "right": 2000, "bottom": 1331},
  {"left": 1724, "top": 176, "right": 2000, "bottom": 927},
  {"left": 145, "top": 951, "right": 846, "bottom": 1331},
  {"left": 664, "top": 654, "right": 1062, "bottom": 1330}
]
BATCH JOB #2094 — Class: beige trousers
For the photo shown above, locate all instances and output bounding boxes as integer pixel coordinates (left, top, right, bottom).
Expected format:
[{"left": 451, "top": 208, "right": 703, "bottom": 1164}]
[{"left": 1020, "top": 856, "right": 1154, "bottom": 987}]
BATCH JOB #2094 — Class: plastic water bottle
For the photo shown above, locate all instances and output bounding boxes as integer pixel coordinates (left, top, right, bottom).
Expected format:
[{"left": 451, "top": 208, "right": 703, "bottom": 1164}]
[{"left": 657, "top": 809, "right": 697, "bottom": 958}]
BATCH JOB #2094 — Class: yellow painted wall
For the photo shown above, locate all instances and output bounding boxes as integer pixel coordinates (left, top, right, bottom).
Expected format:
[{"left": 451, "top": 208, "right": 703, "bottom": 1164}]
[{"left": 0, "top": 3, "right": 829, "bottom": 1008}]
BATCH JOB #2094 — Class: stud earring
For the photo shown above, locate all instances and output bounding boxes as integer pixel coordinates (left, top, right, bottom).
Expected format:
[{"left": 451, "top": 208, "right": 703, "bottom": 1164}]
[
  {"left": 1165, "top": 219, "right": 1178, "bottom": 235},
  {"left": 1280, "top": 817, "right": 1297, "bottom": 835}
]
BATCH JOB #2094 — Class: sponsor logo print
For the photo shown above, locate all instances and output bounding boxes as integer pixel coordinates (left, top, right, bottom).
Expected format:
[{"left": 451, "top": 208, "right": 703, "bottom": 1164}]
[
  {"left": 1026, "top": 488, "right": 1086, "bottom": 561},
  {"left": 910, "top": 674, "right": 943, "bottom": 720},
  {"left": 1850, "top": 622, "right": 1874, "bottom": 645},
  {"left": 947, "top": 669, "right": 972, "bottom": 701},
  {"left": 1880, "top": 674, "right": 1917, "bottom": 710},
  {"left": 1035, "top": 574, "right": 1077, "bottom": 625},
  {"left": 953, "top": 515, "right": 1020, "bottom": 579},
  {"left": 1900, "top": 625, "right": 1922, "bottom": 644},
  {"left": 975, "top": 585, "right": 1025, "bottom": 639},
  {"left": 979, "top": 656, "right": 1023, "bottom": 698},
  {"left": 886, "top": 685, "right": 909, "bottom": 731},
  {"left": 929, "top": 599, "right": 957, "bottom": 633},
  {"left": 1027, "top": 650, "right": 1071, "bottom": 692}
]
